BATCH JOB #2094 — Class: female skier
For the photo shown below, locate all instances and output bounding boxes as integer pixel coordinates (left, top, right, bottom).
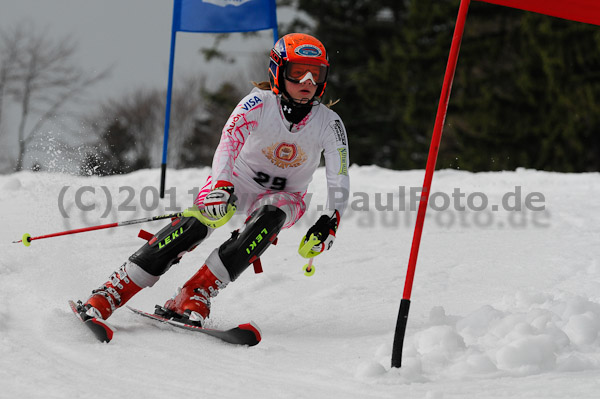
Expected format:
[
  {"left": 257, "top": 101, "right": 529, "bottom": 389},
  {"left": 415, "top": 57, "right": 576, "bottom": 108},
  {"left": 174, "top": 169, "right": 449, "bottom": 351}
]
[{"left": 76, "top": 33, "right": 350, "bottom": 327}]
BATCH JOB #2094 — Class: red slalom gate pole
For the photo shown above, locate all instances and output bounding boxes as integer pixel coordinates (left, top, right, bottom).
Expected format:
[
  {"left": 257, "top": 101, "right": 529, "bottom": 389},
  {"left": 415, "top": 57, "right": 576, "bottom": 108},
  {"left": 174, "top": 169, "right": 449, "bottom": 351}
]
[
  {"left": 12, "top": 212, "right": 183, "bottom": 247},
  {"left": 391, "top": 0, "right": 471, "bottom": 368}
]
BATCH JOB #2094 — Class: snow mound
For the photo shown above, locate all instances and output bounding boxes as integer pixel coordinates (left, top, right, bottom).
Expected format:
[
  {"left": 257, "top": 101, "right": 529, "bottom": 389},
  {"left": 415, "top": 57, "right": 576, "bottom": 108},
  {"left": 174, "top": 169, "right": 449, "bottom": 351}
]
[{"left": 376, "top": 291, "right": 600, "bottom": 381}]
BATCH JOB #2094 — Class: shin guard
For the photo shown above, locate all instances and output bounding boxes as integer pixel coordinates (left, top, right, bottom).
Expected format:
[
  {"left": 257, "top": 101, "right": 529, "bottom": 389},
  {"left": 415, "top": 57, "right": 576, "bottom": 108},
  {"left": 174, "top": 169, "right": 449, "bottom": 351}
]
[
  {"left": 218, "top": 205, "right": 286, "bottom": 281},
  {"left": 129, "top": 216, "right": 209, "bottom": 276}
]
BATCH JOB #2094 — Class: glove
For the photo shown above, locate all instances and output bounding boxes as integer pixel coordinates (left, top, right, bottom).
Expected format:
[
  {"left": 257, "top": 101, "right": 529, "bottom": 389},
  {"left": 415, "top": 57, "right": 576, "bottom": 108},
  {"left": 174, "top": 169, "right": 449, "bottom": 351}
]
[
  {"left": 203, "top": 180, "right": 235, "bottom": 220},
  {"left": 299, "top": 210, "right": 340, "bottom": 258}
]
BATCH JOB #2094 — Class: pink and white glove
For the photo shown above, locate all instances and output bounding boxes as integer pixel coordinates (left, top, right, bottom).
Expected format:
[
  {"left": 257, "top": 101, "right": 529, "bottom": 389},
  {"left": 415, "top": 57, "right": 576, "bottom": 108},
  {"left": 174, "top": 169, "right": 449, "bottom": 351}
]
[{"left": 203, "top": 180, "right": 235, "bottom": 220}]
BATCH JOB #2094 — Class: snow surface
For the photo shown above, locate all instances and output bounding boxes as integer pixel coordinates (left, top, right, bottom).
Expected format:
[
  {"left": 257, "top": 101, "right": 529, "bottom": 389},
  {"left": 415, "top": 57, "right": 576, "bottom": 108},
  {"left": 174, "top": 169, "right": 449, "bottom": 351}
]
[{"left": 1, "top": 166, "right": 599, "bottom": 398}]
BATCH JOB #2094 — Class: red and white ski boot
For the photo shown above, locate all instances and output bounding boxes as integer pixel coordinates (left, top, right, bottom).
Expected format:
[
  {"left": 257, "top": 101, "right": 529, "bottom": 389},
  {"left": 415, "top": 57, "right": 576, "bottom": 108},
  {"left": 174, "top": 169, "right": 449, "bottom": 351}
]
[
  {"left": 156, "top": 264, "right": 227, "bottom": 327},
  {"left": 84, "top": 263, "right": 143, "bottom": 320}
]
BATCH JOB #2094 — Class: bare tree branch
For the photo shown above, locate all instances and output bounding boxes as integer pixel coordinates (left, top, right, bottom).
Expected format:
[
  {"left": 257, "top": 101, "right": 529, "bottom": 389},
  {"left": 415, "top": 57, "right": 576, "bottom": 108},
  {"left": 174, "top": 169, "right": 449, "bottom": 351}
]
[
  {"left": 24, "top": 68, "right": 111, "bottom": 147},
  {"left": 0, "top": 25, "right": 27, "bottom": 138},
  {"left": 0, "top": 24, "right": 110, "bottom": 171}
]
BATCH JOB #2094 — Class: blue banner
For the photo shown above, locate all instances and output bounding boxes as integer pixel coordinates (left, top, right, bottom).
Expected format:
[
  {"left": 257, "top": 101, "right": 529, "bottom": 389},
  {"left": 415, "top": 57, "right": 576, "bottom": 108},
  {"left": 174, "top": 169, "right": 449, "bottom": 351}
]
[
  {"left": 160, "top": 0, "right": 278, "bottom": 198},
  {"left": 174, "top": 0, "right": 278, "bottom": 33}
]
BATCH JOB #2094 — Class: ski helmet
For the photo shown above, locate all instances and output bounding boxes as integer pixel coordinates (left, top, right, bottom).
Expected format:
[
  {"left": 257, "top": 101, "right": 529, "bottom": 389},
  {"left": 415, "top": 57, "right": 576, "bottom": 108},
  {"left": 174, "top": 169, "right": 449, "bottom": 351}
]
[{"left": 269, "top": 33, "right": 329, "bottom": 101}]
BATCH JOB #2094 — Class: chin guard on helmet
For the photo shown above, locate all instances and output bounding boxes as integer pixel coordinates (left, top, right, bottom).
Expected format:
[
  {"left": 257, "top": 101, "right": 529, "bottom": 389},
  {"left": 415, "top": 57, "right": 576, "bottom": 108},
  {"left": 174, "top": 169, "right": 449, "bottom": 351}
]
[{"left": 269, "top": 33, "right": 329, "bottom": 101}]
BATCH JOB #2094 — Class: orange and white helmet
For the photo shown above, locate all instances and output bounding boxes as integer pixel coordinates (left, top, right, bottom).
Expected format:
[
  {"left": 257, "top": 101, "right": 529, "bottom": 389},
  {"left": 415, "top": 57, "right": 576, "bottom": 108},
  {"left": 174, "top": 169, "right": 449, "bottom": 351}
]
[{"left": 268, "top": 33, "right": 329, "bottom": 101}]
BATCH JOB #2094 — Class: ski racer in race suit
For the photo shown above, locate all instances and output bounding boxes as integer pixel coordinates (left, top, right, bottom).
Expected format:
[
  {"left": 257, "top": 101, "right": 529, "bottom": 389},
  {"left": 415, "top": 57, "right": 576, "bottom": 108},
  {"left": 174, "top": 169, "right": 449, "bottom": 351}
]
[{"left": 76, "top": 33, "right": 350, "bottom": 327}]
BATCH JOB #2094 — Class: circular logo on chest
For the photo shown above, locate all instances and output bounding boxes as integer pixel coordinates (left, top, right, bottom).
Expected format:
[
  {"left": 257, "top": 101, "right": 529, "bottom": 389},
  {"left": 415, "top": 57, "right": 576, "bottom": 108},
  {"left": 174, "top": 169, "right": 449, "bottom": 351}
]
[{"left": 263, "top": 142, "right": 307, "bottom": 169}]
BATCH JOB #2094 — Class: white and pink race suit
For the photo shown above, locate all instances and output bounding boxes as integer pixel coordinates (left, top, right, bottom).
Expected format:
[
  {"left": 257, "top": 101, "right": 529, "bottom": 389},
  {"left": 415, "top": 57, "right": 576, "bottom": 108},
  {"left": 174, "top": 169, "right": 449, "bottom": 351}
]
[{"left": 195, "top": 88, "right": 350, "bottom": 229}]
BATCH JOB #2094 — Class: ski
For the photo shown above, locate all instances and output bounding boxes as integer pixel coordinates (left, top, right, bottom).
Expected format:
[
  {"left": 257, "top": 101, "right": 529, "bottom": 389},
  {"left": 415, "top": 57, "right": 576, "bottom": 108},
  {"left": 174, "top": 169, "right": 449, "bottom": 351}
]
[
  {"left": 68, "top": 300, "right": 114, "bottom": 343},
  {"left": 126, "top": 306, "right": 261, "bottom": 346}
]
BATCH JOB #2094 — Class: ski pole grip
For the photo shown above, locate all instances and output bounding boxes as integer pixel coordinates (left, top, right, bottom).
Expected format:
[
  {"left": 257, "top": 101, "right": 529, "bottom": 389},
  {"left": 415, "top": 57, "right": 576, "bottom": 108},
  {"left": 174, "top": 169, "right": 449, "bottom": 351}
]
[
  {"left": 182, "top": 204, "right": 237, "bottom": 229},
  {"left": 298, "top": 234, "right": 321, "bottom": 258}
]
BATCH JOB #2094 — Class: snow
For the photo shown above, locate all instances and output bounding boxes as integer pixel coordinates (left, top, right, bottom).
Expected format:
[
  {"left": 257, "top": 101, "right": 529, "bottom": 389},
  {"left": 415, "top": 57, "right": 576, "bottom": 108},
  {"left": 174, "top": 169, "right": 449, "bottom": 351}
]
[{"left": 1, "top": 166, "right": 599, "bottom": 398}]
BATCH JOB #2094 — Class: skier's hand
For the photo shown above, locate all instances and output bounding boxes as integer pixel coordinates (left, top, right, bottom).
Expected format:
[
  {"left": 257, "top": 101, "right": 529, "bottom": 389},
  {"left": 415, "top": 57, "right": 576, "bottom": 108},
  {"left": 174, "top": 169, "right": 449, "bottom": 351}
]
[
  {"left": 203, "top": 181, "right": 235, "bottom": 220},
  {"left": 298, "top": 210, "right": 340, "bottom": 258}
]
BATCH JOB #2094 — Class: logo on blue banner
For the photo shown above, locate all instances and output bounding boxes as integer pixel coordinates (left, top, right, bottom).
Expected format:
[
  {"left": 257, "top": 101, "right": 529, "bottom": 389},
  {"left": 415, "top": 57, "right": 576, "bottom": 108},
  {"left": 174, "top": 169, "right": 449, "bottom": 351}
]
[
  {"left": 202, "top": 0, "right": 253, "bottom": 6},
  {"left": 175, "top": 0, "right": 277, "bottom": 33}
]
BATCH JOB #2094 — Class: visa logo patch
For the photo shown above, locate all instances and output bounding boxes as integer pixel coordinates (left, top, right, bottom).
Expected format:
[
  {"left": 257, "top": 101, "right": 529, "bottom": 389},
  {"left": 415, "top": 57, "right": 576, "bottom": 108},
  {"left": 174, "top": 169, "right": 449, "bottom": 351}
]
[{"left": 240, "top": 96, "right": 262, "bottom": 111}]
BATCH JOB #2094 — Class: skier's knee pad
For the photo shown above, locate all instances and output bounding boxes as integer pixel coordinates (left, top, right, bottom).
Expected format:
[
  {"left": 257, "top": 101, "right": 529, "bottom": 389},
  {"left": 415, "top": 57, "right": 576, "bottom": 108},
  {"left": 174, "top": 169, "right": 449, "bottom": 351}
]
[
  {"left": 219, "top": 205, "right": 286, "bottom": 281},
  {"left": 129, "top": 216, "right": 209, "bottom": 276}
]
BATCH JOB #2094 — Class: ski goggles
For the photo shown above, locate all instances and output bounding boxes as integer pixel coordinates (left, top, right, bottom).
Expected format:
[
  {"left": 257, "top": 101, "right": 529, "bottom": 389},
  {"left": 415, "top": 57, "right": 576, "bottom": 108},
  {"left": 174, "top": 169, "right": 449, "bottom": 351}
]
[{"left": 284, "top": 62, "right": 328, "bottom": 84}]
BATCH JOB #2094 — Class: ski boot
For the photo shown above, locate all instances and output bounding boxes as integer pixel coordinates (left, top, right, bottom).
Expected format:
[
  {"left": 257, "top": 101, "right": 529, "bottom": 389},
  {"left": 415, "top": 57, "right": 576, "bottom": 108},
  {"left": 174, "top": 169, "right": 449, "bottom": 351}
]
[
  {"left": 155, "top": 264, "right": 227, "bottom": 327},
  {"left": 83, "top": 262, "right": 143, "bottom": 320}
]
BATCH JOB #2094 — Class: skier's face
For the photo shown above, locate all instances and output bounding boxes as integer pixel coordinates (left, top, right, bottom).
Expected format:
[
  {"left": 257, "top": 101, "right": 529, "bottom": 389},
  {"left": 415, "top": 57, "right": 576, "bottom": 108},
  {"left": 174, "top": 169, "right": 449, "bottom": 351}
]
[{"left": 284, "top": 78, "right": 317, "bottom": 104}]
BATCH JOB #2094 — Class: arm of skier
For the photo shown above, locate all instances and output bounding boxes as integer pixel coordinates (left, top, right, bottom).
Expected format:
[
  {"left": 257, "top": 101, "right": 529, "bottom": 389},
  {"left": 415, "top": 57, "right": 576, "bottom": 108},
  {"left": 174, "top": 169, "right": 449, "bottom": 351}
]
[
  {"left": 188, "top": 92, "right": 264, "bottom": 225},
  {"left": 299, "top": 118, "right": 350, "bottom": 258},
  {"left": 211, "top": 91, "right": 264, "bottom": 185}
]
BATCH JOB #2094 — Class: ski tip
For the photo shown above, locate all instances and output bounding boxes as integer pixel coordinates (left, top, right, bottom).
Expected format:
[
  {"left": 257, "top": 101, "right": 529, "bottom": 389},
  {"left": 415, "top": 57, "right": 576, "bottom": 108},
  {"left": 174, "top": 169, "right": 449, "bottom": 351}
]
[
  {"left": 89, "top": 318, "right": 114, "bottom": 343},
  {"left": 67, "top": 299, "right": 78, "bottom": 313},
  {"left": 69, "top": 300, "right": 114, "bottom": 343},
  {"left": 238, "top": 321, "right": 262, "bottom": 344},
  {"left": 68, "top": 300, "right": 85, "bottom": 321}
]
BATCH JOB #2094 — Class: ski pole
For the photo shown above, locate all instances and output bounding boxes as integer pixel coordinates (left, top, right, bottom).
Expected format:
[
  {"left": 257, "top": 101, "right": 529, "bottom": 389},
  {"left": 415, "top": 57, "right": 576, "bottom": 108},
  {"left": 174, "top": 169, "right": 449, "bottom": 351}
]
[
  {"left": 14, "top": 203, "right": 237, "bottom": 247},
  {"left": 13, "top": 212, "right": 184, "bottom": 247},
  {"left": 298, "top": 234, "right": 320, "bottom": 276}
]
